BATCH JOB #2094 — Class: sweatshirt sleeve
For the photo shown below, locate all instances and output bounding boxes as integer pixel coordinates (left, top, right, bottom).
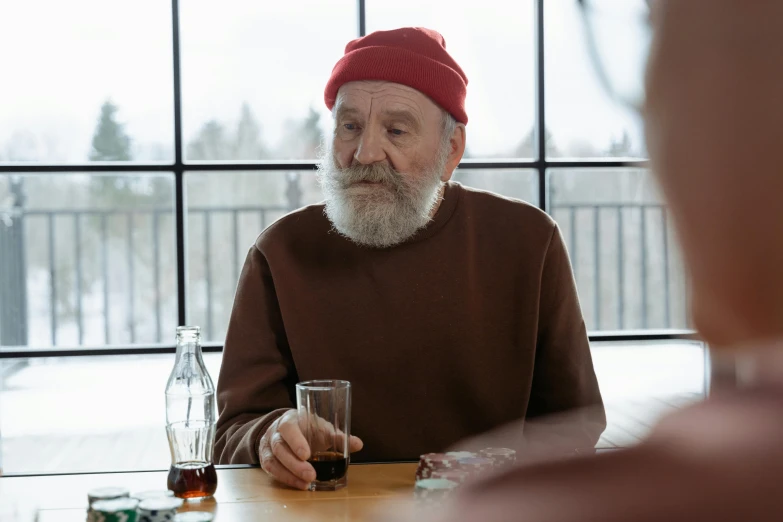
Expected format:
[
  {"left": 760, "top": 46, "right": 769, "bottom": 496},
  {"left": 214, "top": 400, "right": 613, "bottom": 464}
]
[
  {"left": 214, "top": 244, "right": 298, "bottom": 464},
  {"left": 526, "top": 224, "right": 606, "bottom": 451}
]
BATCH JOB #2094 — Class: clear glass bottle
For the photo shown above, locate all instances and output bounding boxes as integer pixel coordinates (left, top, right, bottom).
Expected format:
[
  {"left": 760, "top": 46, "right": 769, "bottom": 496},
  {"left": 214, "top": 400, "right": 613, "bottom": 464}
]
[{"left": 165, "top": 326, "right": 218, "bottom": 500}]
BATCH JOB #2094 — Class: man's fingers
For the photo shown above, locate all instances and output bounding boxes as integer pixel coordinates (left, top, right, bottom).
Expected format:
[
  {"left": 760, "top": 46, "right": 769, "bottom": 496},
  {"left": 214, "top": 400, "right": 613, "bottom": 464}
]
[
  {"left": 309, "top": 420, "right": 363, "bottom": 455},
  {"left": 285, "top": 411, "right": 362, "bottom": 457},
  {"left": 349, "top": 435, "right": 364, "bottom": 453},
  {"left": 323, "top": 427, "right": 362, "bottom": 454},
  {"left": 258, "top": 427, "right": 274, "bottom": 466},
  {"left": 270, "top": 432, "right": 317, "bottom": 482},
  {"left": 278, "top": 413, "right": 311, "bottom": 461},
  {"left": 260, "top": 444, "right": 311, "bottom": 491}
]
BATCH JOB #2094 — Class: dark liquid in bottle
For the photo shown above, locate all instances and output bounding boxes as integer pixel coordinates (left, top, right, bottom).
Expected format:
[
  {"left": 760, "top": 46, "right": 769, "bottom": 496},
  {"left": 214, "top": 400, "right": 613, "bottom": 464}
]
[
  {"left": 167, "top": 461, "right": 218, "bottom": 499},
  {"left": 308, "top": 451, "right": 348, "bottom": 482}
]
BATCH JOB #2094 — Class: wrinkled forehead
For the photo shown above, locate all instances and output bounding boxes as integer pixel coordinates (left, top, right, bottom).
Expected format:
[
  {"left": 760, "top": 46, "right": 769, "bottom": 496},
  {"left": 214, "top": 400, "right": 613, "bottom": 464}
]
[{"left": 334, "top": 81, "right": 443, "bottom": 122}]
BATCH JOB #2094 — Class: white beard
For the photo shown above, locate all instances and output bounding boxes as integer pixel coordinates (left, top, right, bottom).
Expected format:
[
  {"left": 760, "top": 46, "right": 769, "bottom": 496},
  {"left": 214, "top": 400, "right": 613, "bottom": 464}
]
[{"left": 316, "top": 141, "right": 448, "bottom": 249}]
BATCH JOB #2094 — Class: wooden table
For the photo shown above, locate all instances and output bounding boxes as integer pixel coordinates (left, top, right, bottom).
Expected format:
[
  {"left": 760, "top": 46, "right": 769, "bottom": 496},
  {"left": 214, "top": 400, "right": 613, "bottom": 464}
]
[{"left": 0, "top": 463, "right": 418, "bottom": 521}]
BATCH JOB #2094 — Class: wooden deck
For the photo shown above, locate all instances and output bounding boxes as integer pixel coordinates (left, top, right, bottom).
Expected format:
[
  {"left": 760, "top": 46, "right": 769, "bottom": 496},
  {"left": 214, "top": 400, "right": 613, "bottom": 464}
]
[{"left": 599, "top": 393, "right": 702, "bottom": 448}]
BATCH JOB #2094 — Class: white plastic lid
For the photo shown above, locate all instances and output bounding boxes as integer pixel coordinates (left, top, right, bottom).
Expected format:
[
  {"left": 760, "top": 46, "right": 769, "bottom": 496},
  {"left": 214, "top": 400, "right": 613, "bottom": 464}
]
[
  {"left": 88, "top": 487, "right": 130, "bottom": 503},
  {"left": 132, "top": 489, "right": 175, "bottom": 501},
  {"left": 138, "top": 497, "right": 185, "bottom": 513},
  {"left": 91, "top": 498, "right": 139, "bottom": 513}
]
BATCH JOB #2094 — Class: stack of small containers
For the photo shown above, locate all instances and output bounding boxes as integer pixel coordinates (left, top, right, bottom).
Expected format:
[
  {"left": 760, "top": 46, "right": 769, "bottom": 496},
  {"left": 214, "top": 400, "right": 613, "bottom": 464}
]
[
  {"left": 86, "top": 487, "right": 213, "bottom": 522},
  {"left": 413, "top": 448, "right": 518, "bottom": 506}
]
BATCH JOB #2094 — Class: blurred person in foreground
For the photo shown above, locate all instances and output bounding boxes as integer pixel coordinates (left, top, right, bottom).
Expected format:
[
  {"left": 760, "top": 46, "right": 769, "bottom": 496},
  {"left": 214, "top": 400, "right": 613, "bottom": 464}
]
[
  {"left": 215, "top": 27, "right": 605, "bottom": 490},
  {"left": 410, "top": 1, "right": 783, "bottom": 520}
]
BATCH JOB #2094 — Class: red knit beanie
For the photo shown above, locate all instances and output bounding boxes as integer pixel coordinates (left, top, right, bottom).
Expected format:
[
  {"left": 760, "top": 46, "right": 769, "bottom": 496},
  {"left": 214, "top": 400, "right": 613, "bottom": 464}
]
[{"left": 324, "top": 27, "right": 469, "bottom": 125}]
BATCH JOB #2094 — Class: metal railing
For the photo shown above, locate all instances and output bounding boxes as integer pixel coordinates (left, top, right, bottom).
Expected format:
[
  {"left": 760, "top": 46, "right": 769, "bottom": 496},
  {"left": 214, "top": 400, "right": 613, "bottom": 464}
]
[
  {"left": 0, "top": 205, "right": 289, "bottom": 347},
  {"left": 1, "top": 198, "right": 686, "bottom": 347},
  {"left": 551, "top": 202, "right": 684, "bottom": 331}
]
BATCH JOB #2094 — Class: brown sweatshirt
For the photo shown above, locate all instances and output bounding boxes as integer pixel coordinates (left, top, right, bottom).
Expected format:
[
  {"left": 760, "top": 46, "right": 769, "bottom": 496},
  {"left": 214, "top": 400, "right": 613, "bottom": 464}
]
[{"left": 215, "top": 181, "right": 605, "bottom": 464}]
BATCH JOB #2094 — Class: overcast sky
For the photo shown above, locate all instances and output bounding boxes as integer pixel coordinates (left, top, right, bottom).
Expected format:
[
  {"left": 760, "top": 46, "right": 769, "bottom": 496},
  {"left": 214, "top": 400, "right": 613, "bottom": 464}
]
[{"left": 0, "top": 0, "right": 644, "bottom": 162}]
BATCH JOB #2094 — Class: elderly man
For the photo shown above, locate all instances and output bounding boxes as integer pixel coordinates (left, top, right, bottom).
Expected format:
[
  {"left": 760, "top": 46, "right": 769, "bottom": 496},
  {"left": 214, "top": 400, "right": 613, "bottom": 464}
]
[{"left": 215, "top": 27, "right": 605, "bottom": 490}]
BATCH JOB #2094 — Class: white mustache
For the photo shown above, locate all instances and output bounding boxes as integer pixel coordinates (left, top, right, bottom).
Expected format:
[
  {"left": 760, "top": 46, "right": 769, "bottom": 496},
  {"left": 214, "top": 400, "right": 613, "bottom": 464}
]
[{"left": 333, "top": 161, "right": 405, "bottom": 191}]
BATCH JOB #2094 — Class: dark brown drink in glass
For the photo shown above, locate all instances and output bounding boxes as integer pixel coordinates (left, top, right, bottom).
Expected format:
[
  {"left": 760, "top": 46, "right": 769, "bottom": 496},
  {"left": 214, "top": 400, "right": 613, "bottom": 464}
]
[
  {"left": 167, "top": 461, "right": 218, "bottom": 499},
  {"left": 308, "top": 451, "right": 348, "bottom": 482}
]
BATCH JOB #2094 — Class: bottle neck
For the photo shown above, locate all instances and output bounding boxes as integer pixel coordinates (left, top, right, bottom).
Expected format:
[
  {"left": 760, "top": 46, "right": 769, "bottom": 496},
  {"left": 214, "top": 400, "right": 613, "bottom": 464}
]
[{"left": 175, "top": 336, "right": 204, "bottom": 365}]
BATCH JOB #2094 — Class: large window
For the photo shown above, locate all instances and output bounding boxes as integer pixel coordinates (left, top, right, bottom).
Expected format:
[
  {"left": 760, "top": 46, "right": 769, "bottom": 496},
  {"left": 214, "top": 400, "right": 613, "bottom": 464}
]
[{"left": 0, "top": 0, "right": 696, "bottom": 474}]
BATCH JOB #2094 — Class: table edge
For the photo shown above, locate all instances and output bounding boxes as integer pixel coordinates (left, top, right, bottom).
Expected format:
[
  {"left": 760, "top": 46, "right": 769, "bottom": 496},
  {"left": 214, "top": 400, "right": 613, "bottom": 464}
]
[{"left": 1, "top": 461, "right": 418, "bottom": 479}]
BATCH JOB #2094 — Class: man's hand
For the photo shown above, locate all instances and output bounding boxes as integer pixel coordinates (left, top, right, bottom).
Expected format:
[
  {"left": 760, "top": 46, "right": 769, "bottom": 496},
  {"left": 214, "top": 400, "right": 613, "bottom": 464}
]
[{"left": 258, "top": 409, "right": 364, "bottom": 490}]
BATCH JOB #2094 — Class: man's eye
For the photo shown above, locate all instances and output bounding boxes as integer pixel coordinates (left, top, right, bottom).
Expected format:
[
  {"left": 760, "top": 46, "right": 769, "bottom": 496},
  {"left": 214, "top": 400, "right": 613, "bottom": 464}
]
[
  {"left": 389, "top": 128, "right": 405, "bottom": 136},
  {"left": 343, "top": 123, "right": 358, "bottom": 131}
]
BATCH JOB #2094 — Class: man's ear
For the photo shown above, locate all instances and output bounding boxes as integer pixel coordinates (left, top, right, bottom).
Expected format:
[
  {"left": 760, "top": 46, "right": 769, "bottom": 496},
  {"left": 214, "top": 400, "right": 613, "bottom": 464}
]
[{"left": 443, "top": 124, "right": 466, "bottom": 182}]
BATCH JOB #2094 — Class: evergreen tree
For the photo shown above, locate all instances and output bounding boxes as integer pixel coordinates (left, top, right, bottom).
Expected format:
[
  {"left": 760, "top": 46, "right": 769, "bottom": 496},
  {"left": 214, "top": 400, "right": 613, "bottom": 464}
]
[
  {"left": 233, "top": 103, "right": 268, "bottom": 160},
  {"left": 298, "top": 107, "right": 323, "bottom": 158},
  {"left": 187, "top": 120, "right": 231, "bottom": 160},
  {"left": 89, "top": 100, "right": 132, "bottom": 161},
  {"left": 87, "top": 100, "right": 170, "bottom": 207},
  {"left": 606, "top": 131, "right": 635, "bottom": 157},
  {"left": 280, "top": 107, "right": 324, "bottom": 206},
  {"left": 512, "top": 127, "right": 558, "bottom": 158},
  {"left": 278, "top": 107, "right": 324, "bottom": 159}
]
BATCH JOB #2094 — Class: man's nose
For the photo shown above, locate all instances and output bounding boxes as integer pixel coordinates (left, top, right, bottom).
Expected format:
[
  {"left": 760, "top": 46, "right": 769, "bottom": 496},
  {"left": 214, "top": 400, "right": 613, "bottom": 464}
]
[{"left": 354, "top": 129, "right": 387, "bottom": 165}]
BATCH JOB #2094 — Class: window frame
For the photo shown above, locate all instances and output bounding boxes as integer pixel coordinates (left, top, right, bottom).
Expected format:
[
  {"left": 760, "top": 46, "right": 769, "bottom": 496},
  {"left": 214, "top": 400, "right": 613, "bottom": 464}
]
[{"left": 0, "top": 0, "right": 695, "bottom": 360}]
